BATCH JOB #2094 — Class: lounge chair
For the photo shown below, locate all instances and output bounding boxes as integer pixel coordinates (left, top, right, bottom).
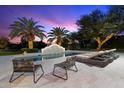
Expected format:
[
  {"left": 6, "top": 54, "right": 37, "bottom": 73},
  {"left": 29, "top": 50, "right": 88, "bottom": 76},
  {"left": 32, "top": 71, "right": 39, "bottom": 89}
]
[
  {"left": 53, "top": 56, "right": 78, "bottom": 80},
  {"left": 96, "top": 49, "right": 119, "bottom": 61},
  {"left": 104, "top": 49, "right": 119, "bottom": 60},
  {"left": 74, "top": 49, "right": 119, "bottom": 68},
  {"left": 75, "top": 55, "right": 111, "bottom": 68},
  {"left": 9, "top": 57, "right": 44, "bottom": 83}
]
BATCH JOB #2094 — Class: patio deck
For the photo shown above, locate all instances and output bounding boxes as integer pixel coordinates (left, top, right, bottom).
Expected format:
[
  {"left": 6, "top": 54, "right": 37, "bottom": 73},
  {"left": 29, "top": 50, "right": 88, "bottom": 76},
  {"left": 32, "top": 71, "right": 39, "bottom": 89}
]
[{"left": 0, "top": 52, "right": 124, "bottom": 88}]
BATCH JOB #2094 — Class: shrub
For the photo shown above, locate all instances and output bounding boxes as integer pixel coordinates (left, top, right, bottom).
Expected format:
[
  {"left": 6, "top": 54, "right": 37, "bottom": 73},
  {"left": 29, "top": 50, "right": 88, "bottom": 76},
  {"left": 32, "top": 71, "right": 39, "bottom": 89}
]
[
  {"left": 0, "top": 37, "right": 9, "bottom": 49},
  {"left": 21, "top": 48, "right": 39, "bottom": 53}
]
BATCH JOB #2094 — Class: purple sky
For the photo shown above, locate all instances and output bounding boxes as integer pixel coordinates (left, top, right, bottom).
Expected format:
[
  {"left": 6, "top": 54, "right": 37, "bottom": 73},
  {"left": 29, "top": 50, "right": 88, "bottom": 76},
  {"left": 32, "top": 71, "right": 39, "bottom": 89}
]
[{"left": 0, "top": 5, "right": 108, "bottom": 43}]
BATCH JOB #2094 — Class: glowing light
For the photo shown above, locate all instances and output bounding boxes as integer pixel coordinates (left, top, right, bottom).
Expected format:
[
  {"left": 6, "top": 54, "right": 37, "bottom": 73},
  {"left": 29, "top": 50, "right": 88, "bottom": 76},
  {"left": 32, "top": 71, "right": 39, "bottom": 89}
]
[{"left": 34, "top": 36, "right": 41, "bottom": 41}]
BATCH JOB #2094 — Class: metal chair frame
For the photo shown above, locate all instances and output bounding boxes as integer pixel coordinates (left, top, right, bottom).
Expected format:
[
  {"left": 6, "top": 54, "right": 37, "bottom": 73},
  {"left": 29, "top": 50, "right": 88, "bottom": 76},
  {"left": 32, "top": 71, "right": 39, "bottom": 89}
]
[
  {"left": 53, "top": 57, "right": 78, "bottom": 80},
  {"left": 9, "top": 59, "right": 44, "bottom": 83}
]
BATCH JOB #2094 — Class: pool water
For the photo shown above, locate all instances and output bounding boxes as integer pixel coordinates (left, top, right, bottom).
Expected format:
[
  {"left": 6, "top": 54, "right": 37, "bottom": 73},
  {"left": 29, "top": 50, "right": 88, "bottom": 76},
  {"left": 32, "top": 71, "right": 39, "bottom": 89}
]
[
  {"left": 13, "top": 51, "right": 82, "bottom": 62},
  {"left": 41, "top": 52, "right": 81, "bottom": 60},
  {"left": 65, "top": 52, "right": 81, "bottom": 56}
]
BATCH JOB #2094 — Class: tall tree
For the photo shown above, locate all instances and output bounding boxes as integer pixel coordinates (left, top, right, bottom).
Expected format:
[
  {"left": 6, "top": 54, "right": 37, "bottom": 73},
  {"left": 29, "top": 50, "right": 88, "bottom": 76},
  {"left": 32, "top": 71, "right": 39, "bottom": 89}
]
[
  {"left": 108, "top": 6, "right": 124, "bottom": 31},
  {"left": 76, "top": 9, "right": 118, "bottom": 50},
  {"left": 67, "top": 32, "right": 79, "bottom": 44},
  {"left": 9, "top": 17, "right": 46, "bottom": 49},
  {"left": 48, "top": 27, "right": 69, "bottom": 45},
  {"left": 67, "top": 32, "right": 80, "bottom": 50}
]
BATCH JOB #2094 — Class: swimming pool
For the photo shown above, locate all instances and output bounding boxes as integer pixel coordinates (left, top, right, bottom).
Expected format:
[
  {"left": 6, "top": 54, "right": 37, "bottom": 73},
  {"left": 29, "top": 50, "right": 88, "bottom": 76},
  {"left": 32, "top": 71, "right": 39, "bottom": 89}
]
[
  {"left": 42, "top": 51, "right": 82, "bottom": 59},
  {"left": 13, "top": 51, "right": 82, "bottom": 62}
]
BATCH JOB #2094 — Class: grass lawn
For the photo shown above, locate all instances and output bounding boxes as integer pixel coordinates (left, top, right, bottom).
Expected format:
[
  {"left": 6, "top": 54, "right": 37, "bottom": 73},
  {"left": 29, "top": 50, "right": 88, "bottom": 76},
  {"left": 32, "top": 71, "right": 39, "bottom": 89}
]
[
  {"left": 0, "top": 51, "right": 22, "bottom": 56},
  {"left": 0, "top": 48, "right": 40, "bottom": 56}
]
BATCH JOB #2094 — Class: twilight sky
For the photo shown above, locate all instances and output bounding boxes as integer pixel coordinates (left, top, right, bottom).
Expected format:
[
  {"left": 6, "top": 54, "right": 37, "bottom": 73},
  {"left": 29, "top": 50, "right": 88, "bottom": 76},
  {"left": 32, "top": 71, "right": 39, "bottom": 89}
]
[{"left": 0, "top": 5, "right": 109, "bottom": 43}]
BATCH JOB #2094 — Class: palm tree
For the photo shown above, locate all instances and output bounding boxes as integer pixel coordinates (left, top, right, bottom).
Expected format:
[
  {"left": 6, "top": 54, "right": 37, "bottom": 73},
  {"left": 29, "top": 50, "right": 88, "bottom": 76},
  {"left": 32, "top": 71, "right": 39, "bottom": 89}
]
[
  {"left": 68, "top": 32, "right": 79, "bottom": 43},
  {"left": 48, "top": 27, "right": 69, "bottom": 45},
  {"left": 9, "top": 17, "right": 46, "bottom": 49},
  {"left": 67, "top": 32, "right": 80, "bottom": 49}
]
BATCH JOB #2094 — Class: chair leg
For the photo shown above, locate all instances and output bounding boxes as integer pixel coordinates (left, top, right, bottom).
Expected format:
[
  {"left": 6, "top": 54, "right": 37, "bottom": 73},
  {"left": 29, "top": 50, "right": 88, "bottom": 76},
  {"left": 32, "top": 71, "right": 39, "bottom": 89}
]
[
  {"left": 33, "top": 65, "right": 44, "bottom": 83},
  {"left": 65, "top": 68, "right": 68, "bottom": 80},
  {"left": 53, "top": 65, "right": 68, "bottom": 80},
  {"left": 74, "top": 64, "right": 78, "bottom": 72},
  {"left": 40, "top": 65, "right": 44, "bottom": 75},
  {"left": 53, "top": 65, "right": 56, "bottom": 75},
  {"left": 9, "top": 72, "right": 24, "bottom": 83},
  {"left": 68, "top": 64, "right": 78, "bottom": 72}
]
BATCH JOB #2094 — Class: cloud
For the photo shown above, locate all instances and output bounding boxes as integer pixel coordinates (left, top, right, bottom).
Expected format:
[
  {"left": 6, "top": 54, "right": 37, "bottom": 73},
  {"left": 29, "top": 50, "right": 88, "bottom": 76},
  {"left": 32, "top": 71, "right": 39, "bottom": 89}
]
[{"left": 0, "top": 5, "right": 108, "bottom": 43}]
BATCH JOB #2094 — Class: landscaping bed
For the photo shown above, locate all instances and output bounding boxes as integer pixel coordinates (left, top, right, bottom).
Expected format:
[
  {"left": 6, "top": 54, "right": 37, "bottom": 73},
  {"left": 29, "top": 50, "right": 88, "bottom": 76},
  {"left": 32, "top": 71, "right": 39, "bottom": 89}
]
[{"left": 0, "top": 49, "right": 22, "bottom": 56}]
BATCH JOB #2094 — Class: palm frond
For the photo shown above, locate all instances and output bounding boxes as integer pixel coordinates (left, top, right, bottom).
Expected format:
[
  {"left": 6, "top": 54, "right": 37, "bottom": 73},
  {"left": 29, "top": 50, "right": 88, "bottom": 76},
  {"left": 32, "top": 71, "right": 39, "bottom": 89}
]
[
  {"left": 9, "top": 17, "right": 46, "bottom": 40},
  {"left": 47, "top": 37, "right": 56, "bottom": 42}
]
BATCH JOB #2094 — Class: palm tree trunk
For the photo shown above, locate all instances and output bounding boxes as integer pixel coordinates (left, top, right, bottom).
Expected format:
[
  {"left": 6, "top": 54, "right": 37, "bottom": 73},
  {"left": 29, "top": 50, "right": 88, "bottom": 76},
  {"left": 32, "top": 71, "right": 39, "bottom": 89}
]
[
  {"left": 28, "top": 40, "right": 33, "bottom": 49},
  {"left": 56, "top": 40, "right": 61, "bottom": 45},
  {"left": 56, "top": 37, "right": 62, "bottom": 46},
  {"left": 58, "top": 41, "right": 62, "bottom": 46}
]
